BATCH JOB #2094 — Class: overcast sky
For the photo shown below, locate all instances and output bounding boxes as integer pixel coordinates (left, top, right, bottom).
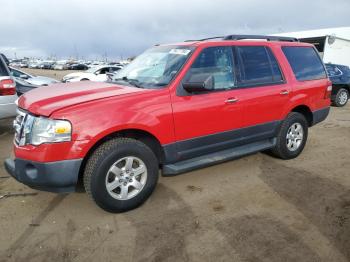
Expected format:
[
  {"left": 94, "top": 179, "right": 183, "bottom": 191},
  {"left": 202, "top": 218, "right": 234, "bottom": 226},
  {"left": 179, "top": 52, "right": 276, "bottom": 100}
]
[{"left": 0, "top": 0, "right": 349, "bottom": 60}]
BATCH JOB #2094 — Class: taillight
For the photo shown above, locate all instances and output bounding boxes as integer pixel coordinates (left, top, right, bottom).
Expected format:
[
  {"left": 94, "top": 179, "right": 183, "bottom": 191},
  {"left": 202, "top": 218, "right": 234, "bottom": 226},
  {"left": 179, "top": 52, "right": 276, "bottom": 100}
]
[
  {"left": 0, "top": 78, "right": 16, "bottom": 96},
  {"left": 324, "top": 85, "right": 332, "bottom": 99}
]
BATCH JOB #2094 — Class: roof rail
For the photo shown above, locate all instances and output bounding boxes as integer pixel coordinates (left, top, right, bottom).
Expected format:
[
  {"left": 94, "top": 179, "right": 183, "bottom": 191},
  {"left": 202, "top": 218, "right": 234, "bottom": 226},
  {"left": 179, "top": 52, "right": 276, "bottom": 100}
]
[
  {"left": 223, "top": 35, "right": 299, "bottom": 42},
  {"left": 185, "top": 35, "right": 299, "bottom": 42}
]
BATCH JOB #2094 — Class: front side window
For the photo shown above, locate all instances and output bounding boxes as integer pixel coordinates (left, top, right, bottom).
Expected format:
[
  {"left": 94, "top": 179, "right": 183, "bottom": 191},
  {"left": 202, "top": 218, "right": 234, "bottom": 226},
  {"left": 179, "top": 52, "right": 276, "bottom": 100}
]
[
  {"left": 184, "top": 46, "right": 235, "bottom": 90},
  {"left": 282, "top": 46, "right": 327, "bottom": 81},
  {"left": 237, "top": 46, "right": 283, "bottom": 85},
  {"left": 112, "top": 46, "right": 194, "bottom": 88}
]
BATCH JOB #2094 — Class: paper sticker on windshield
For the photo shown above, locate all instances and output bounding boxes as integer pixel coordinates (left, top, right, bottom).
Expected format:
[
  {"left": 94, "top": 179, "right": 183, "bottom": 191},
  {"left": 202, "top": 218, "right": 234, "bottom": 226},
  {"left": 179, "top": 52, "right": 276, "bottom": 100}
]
[{"left": 169, "top": 49, "right": 191, "bottom": 55}]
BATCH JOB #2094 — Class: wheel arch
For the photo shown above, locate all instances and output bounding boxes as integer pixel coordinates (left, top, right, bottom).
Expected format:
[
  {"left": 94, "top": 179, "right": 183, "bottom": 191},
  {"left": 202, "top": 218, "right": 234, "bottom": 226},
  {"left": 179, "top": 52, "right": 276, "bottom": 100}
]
[
  {"left": 290, "top": 105, "right": 313, "bottom": 127},
  {"left": 77, "top": 128, "right": 165, "bottom": 186}
]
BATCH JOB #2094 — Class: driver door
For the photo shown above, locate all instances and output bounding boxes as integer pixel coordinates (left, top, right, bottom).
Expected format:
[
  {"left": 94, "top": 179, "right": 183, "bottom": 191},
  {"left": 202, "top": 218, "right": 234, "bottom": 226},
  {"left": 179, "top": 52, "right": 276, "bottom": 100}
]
[{"left": 170, "top": 46, "right": 245, "bottom": 160}]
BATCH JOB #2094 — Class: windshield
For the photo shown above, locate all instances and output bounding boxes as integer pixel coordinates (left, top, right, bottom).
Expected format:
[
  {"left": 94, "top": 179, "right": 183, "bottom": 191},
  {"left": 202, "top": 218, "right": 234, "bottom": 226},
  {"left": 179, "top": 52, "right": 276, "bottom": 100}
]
[{"left": 111, "top": 45, "right": 194, "bottom": 88}]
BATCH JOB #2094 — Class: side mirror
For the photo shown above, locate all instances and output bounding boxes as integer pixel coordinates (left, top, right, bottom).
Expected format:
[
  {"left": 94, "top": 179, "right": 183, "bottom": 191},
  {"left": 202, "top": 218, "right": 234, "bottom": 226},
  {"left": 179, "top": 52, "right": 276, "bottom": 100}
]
[{"left": 183, "top": 74, "right": 214, "bottom": 92}]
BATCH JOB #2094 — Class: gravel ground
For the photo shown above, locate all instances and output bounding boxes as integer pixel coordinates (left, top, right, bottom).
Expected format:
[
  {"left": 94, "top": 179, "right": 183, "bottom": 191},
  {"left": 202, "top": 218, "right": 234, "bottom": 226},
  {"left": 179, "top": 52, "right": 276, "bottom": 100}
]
[
  {"left": 0, "top": 72, "right": 349, "bottom": 261},
  {"left": 23, "top": 68, "right": 78, "bottom": 81}
]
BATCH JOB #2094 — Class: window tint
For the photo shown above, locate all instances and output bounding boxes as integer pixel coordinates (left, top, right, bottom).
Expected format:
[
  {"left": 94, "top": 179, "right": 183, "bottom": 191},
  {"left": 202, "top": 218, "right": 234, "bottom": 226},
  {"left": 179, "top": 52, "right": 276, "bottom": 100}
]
[
  {"left": 237, "top": 46, "right": 283, "bottom": 85},
  {"left": 186, "top": 47, "right": 235, "bottom": 90},
  {"left": 266, "top": 48, "right": 283, "bottom": 82},
  {"left": 0, "top": 57, "right": 8, "bottom": 77},
  {"left": 99, "top": 68, "right": 109, "bottom": 74},
  {"left": 282, "top": 46, "right": 327, "bottom": 81},
  {"left": 110, "top": 67, "right": 121, "bottom": 72}
]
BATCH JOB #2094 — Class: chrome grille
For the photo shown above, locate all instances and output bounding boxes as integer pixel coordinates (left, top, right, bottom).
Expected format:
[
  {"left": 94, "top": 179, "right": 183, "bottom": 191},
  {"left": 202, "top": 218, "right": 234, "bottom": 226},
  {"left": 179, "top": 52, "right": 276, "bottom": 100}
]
[{"left": 13, "top": 109, "right": 27, "bottom": 145}]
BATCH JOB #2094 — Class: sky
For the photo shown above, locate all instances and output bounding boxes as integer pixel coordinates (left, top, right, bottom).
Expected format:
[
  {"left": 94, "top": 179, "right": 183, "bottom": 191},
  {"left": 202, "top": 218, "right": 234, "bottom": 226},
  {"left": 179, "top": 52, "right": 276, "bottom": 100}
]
[{"left": 0, "top": 0, "right": 349, "bottom": 61}]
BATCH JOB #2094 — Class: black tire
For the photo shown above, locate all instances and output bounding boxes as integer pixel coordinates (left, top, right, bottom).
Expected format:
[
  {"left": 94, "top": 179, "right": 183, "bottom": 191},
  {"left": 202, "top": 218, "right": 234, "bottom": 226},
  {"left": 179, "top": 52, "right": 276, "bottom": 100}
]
[
  {"left": 83, "top": 138, "right": 159, "bottom": 213},
  {"left": 333, "top": 88, "right": 349, "bottom": 107},
  {"left": 269, "top": 112, "right": 308, "bottom": 160},
  {"left": 80, "top": 78, "right": 89, "bottom": 81}
]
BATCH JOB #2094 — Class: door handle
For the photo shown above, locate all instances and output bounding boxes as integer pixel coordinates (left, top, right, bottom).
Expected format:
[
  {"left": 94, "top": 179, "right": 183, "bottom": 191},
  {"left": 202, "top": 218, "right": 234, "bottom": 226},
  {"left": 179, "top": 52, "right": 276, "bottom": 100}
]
[
  {"left": 225, "top": 98, "right": 239, "bottom": 104},
  {"left": 280, "top": 90, "right": 289, "bottom": 95}
]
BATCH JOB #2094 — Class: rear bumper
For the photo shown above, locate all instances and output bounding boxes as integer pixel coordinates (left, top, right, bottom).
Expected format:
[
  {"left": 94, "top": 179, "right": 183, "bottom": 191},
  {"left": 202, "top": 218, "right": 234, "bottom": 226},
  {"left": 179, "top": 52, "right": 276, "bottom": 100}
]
[
  {"left": 312, "top": 107, "right": 330, "bottom": 126},
  {"left": 4, "top": 158, "right": 82, "bottom": 193}
]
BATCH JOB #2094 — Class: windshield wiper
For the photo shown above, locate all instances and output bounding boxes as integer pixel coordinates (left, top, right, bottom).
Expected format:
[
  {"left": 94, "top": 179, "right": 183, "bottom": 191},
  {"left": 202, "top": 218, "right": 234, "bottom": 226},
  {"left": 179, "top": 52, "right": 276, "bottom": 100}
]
[{"left": 114, "top": 76, "right": 143, "bottom": 88}]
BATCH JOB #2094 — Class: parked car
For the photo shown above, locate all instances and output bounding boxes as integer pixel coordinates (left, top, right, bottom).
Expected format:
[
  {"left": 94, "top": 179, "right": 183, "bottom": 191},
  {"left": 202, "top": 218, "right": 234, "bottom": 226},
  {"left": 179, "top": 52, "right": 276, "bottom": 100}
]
[
  {"left": 10, "top": 67, "right": 59, "bottom": 86},
  {"left": 14, "top": 77, "right": 41, "bottom": 96},
  {"left": 0, "top": 53, "right": 17, "bottom": 119},
  {"left": 28, "top": 62, "right": 40, "bottom": 69},
  {"left": 325, "top": 63, "right": 350, "bottom": 107},
  {"left": 5, "top": 35, "right": 331, "bottom": 213},
  {"left": 62, "top": 65, "right": 122, "bottom": 82},
  {"left": 39, "top": 61, "right": 54, "bottom": 70},
  {"left": 68, "top": 63, "right": 89, "bottom": 70},
  {"left": 53, "top": 61, "right": 69, "bottom": 70}
]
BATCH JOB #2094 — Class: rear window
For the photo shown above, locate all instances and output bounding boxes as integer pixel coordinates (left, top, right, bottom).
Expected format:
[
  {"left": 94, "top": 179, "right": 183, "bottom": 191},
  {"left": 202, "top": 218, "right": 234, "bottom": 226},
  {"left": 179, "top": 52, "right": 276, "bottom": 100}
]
[
  {"left": 282, "top": 46, "right": 327, "bottom": 81},
  {"left": 236, "top": 46, "right": 283, "bottom": 85}
]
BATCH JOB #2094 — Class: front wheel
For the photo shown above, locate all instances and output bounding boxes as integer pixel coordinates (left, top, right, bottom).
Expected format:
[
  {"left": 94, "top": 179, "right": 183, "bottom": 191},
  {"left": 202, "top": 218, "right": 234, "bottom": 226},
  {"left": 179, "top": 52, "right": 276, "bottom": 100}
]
[
  {"left": 333, "top": 88, "right": 349, "bottom": 107},
  {"left": 269, "top": 112, "right": 308, "bottom": 159},
  {"left": 83, "top": 138, "right": 159, "bottom": 213}
]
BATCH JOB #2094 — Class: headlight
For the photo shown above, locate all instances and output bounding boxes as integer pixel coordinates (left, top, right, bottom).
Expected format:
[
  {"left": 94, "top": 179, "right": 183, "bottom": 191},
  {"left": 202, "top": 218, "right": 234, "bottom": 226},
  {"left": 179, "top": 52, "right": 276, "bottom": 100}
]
[{"left": 31, "top": 117, "right": 72, "bottom": 145}]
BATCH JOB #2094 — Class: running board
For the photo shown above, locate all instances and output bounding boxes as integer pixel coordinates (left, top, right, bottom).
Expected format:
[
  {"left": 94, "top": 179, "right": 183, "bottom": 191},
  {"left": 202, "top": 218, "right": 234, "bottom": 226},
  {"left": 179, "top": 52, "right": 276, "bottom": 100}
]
[{"left": 162, "top": 138, "right": 276, "bottom": 176}]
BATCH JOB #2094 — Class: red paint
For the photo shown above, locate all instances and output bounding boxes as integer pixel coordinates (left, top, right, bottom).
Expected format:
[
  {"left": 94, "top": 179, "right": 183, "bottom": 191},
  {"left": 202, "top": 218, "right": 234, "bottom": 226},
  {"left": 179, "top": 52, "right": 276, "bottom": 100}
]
[{"left": 15, "top": 40, "right": 331, "bottom": 163}]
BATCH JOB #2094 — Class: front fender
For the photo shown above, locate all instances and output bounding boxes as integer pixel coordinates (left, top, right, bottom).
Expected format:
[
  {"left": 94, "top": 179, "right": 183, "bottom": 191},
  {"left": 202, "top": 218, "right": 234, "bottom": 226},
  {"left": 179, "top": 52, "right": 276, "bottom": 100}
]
[{"left": 52, "top": 89, "right": 175, "bottom": 155}]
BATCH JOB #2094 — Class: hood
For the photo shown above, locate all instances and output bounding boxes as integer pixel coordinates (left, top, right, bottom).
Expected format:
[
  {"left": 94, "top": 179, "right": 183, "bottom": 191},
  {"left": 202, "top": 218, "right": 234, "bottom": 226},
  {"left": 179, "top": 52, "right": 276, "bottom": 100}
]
[{"left": 18, "top": 81, "right": 145, "bottom": 116}]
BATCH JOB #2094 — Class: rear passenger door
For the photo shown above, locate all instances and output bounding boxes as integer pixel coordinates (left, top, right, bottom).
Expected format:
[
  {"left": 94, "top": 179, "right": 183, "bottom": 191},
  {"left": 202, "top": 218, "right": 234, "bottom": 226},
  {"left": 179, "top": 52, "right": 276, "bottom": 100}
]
[{"left": 234, "top": 45, "right": 290, "bottom": 129}]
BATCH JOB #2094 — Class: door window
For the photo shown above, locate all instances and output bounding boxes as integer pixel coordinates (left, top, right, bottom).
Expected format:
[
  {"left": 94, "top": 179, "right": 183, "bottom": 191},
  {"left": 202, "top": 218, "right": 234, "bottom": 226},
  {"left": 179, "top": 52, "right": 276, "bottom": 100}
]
[
  {"left": 185, "top": 47, "right": 235, "bottom": 90},
  {"left": 237, "top": 46, "right": 283, "bottom": 86}
]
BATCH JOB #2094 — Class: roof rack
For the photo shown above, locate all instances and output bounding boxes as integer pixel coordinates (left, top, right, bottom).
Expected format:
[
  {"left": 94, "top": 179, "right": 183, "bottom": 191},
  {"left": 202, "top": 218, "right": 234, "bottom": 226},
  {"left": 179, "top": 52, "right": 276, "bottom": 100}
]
[
  {"left": 185, "top": 34, "right": 299, "bottom": 42},
  {"left": 224, "top": 35, "right": 299, "bottom": 42}
]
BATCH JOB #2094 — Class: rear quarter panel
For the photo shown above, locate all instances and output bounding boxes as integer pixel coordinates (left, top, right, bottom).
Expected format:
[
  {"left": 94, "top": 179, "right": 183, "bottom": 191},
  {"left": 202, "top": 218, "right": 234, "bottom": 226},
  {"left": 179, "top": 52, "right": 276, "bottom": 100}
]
[{"left": 274, "top": 42, "right": 331, "bottom": 117}]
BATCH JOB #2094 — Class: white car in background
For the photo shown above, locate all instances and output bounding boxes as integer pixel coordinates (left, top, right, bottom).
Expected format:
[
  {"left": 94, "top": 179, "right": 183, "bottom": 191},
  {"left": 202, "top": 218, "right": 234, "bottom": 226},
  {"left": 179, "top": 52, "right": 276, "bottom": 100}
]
[
  {"left": 10, "top": 67, "right": 59, "bottom": 86},
  {"left": 62, "top": 65, "right": 122, "bottom": 82}
]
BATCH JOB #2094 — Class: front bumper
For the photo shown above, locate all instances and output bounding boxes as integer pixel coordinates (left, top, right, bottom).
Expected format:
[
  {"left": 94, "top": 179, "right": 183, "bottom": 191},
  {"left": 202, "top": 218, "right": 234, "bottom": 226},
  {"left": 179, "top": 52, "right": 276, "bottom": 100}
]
[{"left": 4, "top": 158, "right": 83, "bottom": 193}]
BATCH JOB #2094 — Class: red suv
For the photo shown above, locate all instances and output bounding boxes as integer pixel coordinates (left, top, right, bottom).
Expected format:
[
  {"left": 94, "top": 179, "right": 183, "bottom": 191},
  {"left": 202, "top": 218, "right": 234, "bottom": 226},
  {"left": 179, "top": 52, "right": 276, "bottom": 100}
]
[{"left": 5, "top": 35, "right": 331, "bottom": 212}]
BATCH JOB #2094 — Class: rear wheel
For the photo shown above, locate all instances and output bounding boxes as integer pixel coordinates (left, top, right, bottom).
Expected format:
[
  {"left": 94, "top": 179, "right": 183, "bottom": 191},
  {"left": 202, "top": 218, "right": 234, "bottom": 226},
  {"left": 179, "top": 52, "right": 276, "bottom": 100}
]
[
  {"left": 269, "top": 112, "right": 308, "bottom": 159},
  {"left": 83, "top": 138, "right": 159, "bottom": 213},
  {"left": 333, "top": 88, "right": 349, "bottom": 107}
]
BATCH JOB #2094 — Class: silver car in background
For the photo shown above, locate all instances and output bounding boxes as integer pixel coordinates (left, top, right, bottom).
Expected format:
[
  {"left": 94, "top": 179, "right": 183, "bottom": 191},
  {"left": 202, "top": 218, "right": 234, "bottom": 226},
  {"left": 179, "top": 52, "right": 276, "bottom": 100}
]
[
  {"left": 10, "top": 67, "right": 59, "bottom": 86},
  {"left": 0, "top": 54, "right": 17, "bottom": 120}
]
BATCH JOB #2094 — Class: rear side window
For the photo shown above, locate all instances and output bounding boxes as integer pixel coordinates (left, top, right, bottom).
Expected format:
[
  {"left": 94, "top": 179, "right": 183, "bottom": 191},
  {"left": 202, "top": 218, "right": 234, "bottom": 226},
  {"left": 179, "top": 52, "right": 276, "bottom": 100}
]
[
  {"left": 236, "top": 46, "right": 283, "bottom": 85},
  {"left": 282, "top": 46, "right": 327, "bottom": 81}
]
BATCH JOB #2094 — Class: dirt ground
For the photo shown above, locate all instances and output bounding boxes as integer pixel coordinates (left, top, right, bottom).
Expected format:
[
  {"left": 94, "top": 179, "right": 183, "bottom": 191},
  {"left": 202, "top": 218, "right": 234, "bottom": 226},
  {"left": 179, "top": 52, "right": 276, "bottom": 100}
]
[
  {"left": 0, "top": 72, "right": 349, "bottom": 261},
  {"left": 23, "top": 68, "right": 79, "bottom": 81}
]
